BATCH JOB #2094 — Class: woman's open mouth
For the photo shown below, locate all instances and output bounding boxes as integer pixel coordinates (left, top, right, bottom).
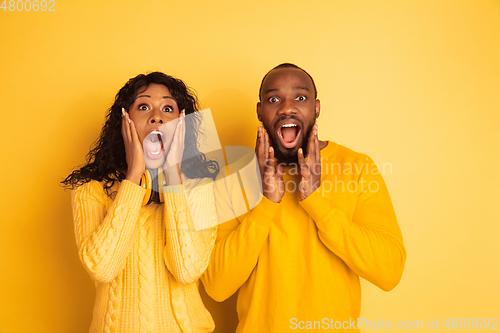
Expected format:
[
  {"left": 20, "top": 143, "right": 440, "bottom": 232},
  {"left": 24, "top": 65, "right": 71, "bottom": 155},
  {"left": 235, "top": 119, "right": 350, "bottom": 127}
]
[
  {"left": 144, "top": 129, "right": 165, "bottom": 160},
  {"left": 276, "top": 120, "right": 302, "bottom": 149}
]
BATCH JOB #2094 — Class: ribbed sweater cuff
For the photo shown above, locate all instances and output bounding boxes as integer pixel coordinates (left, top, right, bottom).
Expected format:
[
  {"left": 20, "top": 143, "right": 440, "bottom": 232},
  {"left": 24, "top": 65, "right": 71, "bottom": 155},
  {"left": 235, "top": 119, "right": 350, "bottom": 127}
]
[
  {"left": 117, "top": 180, "right": 147, "bottom": 208},
  {"left": 162, "top": 185, "right": 188, "bottom": 212}
]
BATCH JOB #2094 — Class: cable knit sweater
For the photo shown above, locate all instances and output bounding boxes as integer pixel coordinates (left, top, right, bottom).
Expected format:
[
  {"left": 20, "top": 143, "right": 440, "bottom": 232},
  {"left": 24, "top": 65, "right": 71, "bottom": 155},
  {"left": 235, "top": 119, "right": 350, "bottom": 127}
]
[{"left": 71, "top": 176, "right": 217, "bottom": 333}]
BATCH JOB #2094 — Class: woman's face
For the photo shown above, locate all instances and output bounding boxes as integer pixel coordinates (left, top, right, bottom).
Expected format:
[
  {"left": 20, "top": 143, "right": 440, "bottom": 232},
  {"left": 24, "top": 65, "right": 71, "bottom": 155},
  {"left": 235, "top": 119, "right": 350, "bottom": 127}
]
[{"left": 128, "top": 83, "right": 181, "bottom": 169}]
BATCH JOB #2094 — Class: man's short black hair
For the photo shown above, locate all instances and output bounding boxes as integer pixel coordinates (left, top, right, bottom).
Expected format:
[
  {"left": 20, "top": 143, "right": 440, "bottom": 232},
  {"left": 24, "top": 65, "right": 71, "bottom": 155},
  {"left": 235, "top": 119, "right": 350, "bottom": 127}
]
[{"left": 258, "top": 63, "right": 318, "bottom": 101}]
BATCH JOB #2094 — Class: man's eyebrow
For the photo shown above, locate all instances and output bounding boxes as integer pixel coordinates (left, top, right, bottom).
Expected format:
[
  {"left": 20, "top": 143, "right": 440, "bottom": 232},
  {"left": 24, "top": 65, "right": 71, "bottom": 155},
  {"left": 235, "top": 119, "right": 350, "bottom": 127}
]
[
  {"left": 264, "top": 88, "right": 279, "bottom": 95},
  {"left": 294, "top": 86, "right": 310, "bottom": 91},
  {"left": 264, "top": 86, "right": 310, "bottom": 95}
]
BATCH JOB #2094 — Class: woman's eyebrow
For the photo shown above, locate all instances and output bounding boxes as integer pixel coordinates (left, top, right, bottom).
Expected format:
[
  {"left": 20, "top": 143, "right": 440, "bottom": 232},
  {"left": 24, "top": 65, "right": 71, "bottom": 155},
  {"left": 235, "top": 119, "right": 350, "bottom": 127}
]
[{"left": 135, "top": 95, "right": 175, "bottom": 100}]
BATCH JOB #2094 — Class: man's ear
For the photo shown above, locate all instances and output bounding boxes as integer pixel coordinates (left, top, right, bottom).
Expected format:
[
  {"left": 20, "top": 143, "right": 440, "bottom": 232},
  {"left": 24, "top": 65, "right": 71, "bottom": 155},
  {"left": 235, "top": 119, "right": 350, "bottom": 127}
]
[
  {"left": 257, "top": 102, "right": 262, "bottom": 121},
  {"left": 315, "top": 99, "right": 321, "bottom": 119}
]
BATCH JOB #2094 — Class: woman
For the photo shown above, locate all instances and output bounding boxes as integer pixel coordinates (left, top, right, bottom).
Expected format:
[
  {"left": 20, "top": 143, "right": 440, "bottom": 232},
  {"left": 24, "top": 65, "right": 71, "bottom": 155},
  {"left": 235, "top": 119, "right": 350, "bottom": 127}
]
[{"left": 62, "top": 72, "right": 219, "bottom": 332}]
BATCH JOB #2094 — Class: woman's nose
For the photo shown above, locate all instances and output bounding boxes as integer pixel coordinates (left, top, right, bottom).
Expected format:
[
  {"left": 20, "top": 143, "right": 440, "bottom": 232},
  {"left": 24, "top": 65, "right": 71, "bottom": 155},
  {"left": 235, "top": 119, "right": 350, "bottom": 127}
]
[{"left": 149, "top": 109, "right": 164, "bottom": 124}]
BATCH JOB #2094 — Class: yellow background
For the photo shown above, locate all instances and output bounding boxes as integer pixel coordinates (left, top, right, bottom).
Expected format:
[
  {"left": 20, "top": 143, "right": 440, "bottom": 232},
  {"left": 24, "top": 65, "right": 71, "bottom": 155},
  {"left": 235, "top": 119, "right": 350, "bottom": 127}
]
[{"left": 1, "top": 0, "right": 499, "bottom": 332}]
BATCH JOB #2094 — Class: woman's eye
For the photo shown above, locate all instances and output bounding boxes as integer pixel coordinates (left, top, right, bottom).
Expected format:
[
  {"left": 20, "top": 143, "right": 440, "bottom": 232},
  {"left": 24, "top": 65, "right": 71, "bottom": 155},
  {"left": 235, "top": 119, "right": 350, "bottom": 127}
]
[
  {"left": 269, "top": 97, "right": 279, "bottom": 103},
  {"left": 296, "top": 96, "right": 306, "bottom": 102},
  {"left": 138, "top": 104, "right": 149, "bottom": 111},
  {"left": 163, "top": 106, "right": 174, "bottom": 113}
]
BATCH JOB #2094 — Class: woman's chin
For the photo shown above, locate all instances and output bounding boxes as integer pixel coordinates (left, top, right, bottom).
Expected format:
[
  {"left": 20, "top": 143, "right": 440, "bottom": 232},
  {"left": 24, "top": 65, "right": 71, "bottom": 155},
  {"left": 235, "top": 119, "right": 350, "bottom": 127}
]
[{"left": 145, "top": 155, "right": 166, "bottom": 170}]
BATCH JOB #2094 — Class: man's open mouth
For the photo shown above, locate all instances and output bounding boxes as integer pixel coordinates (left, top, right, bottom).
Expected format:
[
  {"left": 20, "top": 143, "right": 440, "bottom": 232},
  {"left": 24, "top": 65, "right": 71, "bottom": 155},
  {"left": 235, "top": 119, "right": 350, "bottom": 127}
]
[
  {"left": 276, "top": 119, "right": 302, "bottom": 149},
  {"left": 144, "top": 129, "right": 165, "bottom": 160}
]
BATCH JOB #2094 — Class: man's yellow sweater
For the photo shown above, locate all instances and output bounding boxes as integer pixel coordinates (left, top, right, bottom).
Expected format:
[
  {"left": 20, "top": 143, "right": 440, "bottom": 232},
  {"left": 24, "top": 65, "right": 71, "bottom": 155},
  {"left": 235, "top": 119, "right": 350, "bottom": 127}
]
[
  {"left": 202, "top": 141, "right": 406, "bottom": 332},
  {"left": 72, "top": 177, "right": 217, "bottom": 332}
]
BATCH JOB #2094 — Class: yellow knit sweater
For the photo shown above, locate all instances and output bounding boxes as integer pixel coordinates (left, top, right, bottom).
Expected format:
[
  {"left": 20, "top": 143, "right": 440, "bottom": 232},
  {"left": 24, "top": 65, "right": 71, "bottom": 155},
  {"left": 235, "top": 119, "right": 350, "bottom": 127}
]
[
  {"left": 71, "top": 176, "right": 217, "bottom": 333},
  {"left": 202, "top": 141, "right": 406, "bottom": 332}
]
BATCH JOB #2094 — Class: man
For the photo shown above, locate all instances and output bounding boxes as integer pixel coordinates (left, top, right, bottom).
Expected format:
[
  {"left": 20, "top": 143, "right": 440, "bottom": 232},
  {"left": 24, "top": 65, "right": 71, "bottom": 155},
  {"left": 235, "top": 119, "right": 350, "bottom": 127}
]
[{"left": 202, "top": 63, "right": 406, "bottom": 332}]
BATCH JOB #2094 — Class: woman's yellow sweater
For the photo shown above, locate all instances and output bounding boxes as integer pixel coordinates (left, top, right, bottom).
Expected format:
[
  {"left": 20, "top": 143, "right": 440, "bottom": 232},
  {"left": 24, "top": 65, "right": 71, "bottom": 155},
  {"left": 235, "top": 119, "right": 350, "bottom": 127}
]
[{"left": 71, "top": 177, "right": 217, "bottom": 333}]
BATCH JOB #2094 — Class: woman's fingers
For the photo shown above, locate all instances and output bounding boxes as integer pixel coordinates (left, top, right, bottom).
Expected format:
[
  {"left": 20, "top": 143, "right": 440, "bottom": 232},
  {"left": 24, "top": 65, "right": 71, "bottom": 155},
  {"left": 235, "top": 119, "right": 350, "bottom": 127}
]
[
  {"left": 122, "top": 108, "right": 131, "bottom": 143},
  {"left": 121, "top": 109, "right": 127, "bottom": 140},
  {"left": 180, "top": 109, "right": 186, "bottom": 143},
  {"left": 165, "top": 113, "right": 185, "bottom": 168}
]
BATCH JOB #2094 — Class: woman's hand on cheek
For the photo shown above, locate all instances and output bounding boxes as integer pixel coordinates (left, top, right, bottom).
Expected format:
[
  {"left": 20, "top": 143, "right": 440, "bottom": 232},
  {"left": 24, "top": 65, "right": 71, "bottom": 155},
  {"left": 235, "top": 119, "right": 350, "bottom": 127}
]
[
  {"left": 163, "top": 109, "right": 185, "bottom": 186},
  {"left": 122, "top": 108, "right": 145, "bottom": 185}
]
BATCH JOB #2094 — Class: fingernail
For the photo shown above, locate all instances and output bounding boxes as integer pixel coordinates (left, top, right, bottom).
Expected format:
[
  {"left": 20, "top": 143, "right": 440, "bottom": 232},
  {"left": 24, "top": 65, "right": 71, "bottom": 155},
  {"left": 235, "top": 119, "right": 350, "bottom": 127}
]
[
  {"left": 128, "top": 118, "right": 131, "bottom": 124},
  {"left": 122, "top": 108, "right": 125, "bottom": 117}
]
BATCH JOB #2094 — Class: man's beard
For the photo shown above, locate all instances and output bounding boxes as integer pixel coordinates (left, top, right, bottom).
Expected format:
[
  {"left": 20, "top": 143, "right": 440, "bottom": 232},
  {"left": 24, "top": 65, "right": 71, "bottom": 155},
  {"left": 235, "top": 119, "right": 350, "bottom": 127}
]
[{"left": 263, "top": 117, "right": 315, "bottom": 165}]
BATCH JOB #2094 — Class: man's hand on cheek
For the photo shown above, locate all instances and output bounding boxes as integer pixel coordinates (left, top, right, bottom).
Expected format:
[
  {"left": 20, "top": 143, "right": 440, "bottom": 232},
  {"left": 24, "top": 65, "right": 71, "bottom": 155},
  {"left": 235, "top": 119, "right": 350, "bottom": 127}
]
[
  {"left": 255, "top": 127, "right": 284, "bottom": 203},
  {"left": 298, "top": 124, "right": 321, "bottom": 200}
]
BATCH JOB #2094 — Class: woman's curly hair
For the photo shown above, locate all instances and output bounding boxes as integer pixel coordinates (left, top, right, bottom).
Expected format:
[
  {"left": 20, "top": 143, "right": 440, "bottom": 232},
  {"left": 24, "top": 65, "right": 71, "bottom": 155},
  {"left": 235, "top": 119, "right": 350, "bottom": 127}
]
[{"left": 61, "top": 72, "right": 219, "bottom": 197}]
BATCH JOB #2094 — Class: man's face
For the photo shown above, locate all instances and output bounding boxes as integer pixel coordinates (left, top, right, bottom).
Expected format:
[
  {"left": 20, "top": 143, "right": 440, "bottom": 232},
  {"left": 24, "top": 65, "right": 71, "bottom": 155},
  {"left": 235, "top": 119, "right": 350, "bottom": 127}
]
[{"left": 257, "top": 67, "right": 320, "bottom": 164}]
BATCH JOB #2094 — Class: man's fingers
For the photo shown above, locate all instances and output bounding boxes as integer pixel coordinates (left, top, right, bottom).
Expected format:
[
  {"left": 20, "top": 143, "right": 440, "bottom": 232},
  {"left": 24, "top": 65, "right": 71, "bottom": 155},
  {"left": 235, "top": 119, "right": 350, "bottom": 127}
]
[
  {"left": 313, "top": 125, "right": 321, "bottom": 175},
  {"left": 264, "top": 131, "right": 270, "bottom": 160},
  {"left": 276, "top": 162, "right": 284, "bottom": 179},
  {"left": 266, "top": 146, "right": 275, "bottom": 171},
  {"left": 255, "top": 127, "right": 266, "bottom": 176},
  {"left": 299, "top": 148, "right": 311, "bottom": 176},
  {"left": 255, "top": 126, "right": 262, "bottom": 152},
  {"left": 258, "top": 127, "right": 265, "bottom": 159},
  {"left": 298, "top": 148, "right": 305, "bottom": 165},
  {"left": 307, "top": 124, "right": 316, "bottom": 164},
  {"left": 315, "top": 124, "right": 320, "bottom": 162}
]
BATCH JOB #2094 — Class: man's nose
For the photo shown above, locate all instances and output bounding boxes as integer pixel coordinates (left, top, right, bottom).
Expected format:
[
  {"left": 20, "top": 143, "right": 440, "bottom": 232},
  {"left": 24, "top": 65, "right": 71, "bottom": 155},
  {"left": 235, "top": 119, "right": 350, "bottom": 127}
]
[{"left": 277, "top": 99, "right": 297, "bottom": 116}]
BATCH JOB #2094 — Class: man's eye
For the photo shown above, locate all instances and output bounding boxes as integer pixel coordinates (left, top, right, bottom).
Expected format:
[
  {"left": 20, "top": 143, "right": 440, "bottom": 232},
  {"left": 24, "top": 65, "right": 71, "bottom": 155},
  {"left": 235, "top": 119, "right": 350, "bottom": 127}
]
[
  {"left": 138, "top": 104, "right": 149, "bottom": 111},
  {"left": 269, "top": 97, "right": 279, "bottom": 103},
  {"left": 163, "top": 106, "right": 174, "bottom": 113},
  {"left": 296, "top": 96, "right": 306, "bottom": 102}
]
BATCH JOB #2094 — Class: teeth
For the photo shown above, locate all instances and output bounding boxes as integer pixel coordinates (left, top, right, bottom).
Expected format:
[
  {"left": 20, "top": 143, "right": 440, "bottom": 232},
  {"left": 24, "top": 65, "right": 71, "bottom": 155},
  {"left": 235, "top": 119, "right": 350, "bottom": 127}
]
[
  {"left": 150, "top": 150, "right": 160, "bottom": 155},
  {"left": 150, "top": 130, "right": 163, "bottom": 137},
  {"left": 278, "top": 123, "right": 299, "bottom": 138}
]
